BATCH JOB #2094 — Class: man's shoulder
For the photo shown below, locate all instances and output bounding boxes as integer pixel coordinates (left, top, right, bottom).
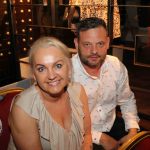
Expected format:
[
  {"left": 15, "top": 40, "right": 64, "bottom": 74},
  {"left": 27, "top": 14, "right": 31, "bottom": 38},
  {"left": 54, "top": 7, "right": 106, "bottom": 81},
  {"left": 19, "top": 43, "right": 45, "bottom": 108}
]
[
  {"left": 71, "top": 54, "right": 81, "bottom": 69},
  {"left": 105, "top": 55, "right": 122, "bottom": 67},
  {"left": 105, "top": 55, "right": 127, "bottom": 73},
  {"left": 106, "top": 55, "right": 120, "bottom": 63}
]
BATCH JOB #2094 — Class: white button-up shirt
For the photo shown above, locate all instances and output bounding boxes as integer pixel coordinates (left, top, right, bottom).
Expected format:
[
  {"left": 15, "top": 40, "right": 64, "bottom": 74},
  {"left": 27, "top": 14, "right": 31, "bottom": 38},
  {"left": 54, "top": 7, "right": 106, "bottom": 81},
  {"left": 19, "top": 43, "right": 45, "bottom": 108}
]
[{"left": 72, "top": 54, "right": 139, "bottom": 144}]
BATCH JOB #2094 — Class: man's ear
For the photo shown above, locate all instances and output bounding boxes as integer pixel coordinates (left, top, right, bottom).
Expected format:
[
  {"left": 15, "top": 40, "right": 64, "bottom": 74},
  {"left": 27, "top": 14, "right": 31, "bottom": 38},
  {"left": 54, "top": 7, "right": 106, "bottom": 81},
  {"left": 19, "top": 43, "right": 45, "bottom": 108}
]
[
  {"left": 74, "top": 37, "right": 78, "bottom": 50},
  {"left": 106, "top": 36, "right": 110, "bottom": 49}
]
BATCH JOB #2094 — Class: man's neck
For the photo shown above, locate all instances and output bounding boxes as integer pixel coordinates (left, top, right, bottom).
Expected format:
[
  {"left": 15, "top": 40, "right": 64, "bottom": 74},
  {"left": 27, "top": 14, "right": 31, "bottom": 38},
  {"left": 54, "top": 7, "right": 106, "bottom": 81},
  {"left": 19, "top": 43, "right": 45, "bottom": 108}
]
[{"left": 83, "top": 64, "right": 101, "bottom": 77}]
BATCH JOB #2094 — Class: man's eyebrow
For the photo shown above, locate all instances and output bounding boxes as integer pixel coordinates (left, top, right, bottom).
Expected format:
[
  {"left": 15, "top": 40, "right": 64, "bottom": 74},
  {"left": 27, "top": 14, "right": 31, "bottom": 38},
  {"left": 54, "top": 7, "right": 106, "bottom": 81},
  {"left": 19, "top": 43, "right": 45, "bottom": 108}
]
[
  {"left": 97, "top": 41, "right": 105, "bottom": 43},
  {"left": 54, "top": 59, "right": 64, "bottom": 63}
]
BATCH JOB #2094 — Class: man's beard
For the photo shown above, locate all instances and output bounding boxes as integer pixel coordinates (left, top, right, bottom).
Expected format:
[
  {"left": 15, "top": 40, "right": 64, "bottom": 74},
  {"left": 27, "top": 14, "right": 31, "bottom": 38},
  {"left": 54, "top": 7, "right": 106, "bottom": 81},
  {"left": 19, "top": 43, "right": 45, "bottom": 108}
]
[{"left": 78, "top": 49, "right": 106, "bottom": 68}]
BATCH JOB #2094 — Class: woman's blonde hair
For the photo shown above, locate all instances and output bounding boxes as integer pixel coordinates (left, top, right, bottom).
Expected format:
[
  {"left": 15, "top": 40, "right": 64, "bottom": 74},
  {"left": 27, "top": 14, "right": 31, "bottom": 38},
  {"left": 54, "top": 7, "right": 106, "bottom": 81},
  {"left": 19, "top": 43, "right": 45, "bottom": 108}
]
[{"left": 29, "top": 36, "right": 71, "bottom": 68}]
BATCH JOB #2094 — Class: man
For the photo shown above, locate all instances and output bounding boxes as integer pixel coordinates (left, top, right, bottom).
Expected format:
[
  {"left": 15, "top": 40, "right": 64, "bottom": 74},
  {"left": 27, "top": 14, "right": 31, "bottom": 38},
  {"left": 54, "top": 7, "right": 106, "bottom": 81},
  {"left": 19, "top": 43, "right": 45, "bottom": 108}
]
[{"left": 72, "top": 17, "right": 139, "bottom": 150}]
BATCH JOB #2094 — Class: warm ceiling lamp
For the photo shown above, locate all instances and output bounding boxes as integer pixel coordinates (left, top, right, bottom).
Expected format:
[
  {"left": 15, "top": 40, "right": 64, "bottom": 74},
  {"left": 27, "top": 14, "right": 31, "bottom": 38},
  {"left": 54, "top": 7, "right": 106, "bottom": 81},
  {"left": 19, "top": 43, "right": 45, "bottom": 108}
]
[{"left": 20, "top": 9, "right": 24, "bottom": 13}]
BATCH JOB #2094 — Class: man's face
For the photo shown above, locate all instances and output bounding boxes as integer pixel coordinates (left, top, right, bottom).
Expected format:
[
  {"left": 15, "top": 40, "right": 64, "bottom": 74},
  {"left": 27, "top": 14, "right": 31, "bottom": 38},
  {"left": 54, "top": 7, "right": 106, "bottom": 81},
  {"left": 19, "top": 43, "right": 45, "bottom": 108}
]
[{"left": 74, "top": 27, "right": 110, "bottom": 69}]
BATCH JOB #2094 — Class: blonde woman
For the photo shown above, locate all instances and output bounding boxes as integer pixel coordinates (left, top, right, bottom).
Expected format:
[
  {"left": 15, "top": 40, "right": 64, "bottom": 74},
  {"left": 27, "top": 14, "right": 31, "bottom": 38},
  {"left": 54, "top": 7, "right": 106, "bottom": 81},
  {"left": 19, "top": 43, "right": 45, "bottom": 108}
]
[{"left": 8, "top": 37, "right": 92, "bottom": 150}]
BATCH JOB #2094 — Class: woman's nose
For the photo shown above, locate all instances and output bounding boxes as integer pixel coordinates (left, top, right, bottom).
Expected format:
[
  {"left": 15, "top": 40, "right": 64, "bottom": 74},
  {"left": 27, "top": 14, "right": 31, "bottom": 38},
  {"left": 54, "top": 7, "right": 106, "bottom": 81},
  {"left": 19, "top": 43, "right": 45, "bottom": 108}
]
[{"left": 47, "top": 69, "right": 56, "bottom": 80}]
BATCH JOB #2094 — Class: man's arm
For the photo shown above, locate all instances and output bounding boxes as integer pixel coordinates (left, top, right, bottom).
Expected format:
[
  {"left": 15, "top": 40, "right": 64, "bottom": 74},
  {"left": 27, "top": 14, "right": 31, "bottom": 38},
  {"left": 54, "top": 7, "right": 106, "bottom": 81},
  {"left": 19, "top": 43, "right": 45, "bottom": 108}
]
[
  {"left": 116, "top": 62, "right": 139, "bottom": 144},
  {"left": 92, "top": 130, "right": 119, "bottom": 150},
  {"left": 100, "top": 133, "right": 119, "bottom": 150}
]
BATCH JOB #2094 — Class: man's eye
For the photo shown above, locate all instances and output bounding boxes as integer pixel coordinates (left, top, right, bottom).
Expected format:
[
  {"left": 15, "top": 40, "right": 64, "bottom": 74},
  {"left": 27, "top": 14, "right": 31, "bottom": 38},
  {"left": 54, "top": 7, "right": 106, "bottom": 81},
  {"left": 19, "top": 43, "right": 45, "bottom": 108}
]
[
  {"left": 97, "top": 42, "right": 105, "bottom": 48},
  {"left": 83, "top": 43, "right": 92, "bottom": 48},
  {"left": 55, "top": 64, "right": 62, "bottom": 69}
]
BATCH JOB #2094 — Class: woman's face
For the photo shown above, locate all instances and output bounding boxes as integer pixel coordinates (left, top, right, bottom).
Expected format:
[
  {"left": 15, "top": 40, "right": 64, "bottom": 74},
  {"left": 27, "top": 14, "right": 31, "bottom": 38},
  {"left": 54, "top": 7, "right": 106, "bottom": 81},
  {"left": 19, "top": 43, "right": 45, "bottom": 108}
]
[{"left": 32, "top": 46, "right": 71, "bottom": 97}]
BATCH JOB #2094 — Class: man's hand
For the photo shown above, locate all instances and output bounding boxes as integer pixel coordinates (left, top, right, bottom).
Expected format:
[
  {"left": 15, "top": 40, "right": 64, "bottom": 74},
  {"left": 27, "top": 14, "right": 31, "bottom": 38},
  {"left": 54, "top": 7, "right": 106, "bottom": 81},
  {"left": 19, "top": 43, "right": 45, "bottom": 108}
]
[
  {"left": 100, "top": 133, "right": 119, "bottom": 150},
  {"left": 119, "top": 128, "right": 138, "bottom": 146}
]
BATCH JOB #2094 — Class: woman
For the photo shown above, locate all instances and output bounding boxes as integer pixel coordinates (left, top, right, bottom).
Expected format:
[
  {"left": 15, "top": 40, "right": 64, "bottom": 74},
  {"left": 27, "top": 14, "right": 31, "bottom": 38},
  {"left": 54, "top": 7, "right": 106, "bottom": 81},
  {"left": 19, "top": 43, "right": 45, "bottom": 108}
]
[{"left": 8, "top": 37, "right": 92, "bottom": 150}]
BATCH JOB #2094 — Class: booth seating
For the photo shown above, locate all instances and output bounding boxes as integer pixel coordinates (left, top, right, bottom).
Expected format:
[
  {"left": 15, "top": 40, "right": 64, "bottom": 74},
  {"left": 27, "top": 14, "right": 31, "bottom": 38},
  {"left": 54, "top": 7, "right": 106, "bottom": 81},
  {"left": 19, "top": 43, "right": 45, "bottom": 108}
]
[
  {"left": 0, "top": 78, "right": 32, "bottom": 150},
  {"left": 0, "top": 88, "right": 24, "bottom": 150},
  {"left": 0, "top": 87, "right": 23, "bottom": 150},
  {"left": 0, "top": 78, "right": 33, "bottom": 150},
  {"left": 119, "top": 131, "right": 150, "bottom": 150}
]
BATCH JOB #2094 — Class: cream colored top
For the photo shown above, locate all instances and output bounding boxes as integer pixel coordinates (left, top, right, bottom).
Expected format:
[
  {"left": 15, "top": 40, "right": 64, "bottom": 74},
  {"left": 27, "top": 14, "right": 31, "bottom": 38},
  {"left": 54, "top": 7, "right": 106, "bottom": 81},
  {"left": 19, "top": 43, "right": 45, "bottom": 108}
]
[
  {"left": 69, "top": 0, "right": 121, "bottom": 38},
  {"left": 8, "top": 83, "right": 84, "bottom": 150}
]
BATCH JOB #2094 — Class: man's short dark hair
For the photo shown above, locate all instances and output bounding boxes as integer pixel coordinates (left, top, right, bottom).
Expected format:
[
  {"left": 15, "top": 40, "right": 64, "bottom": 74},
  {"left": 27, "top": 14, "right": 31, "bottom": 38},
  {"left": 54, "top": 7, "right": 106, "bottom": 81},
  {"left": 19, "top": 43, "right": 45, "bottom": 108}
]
[{"left": 76, "top": 17, "right": 107, "bottom": 38}]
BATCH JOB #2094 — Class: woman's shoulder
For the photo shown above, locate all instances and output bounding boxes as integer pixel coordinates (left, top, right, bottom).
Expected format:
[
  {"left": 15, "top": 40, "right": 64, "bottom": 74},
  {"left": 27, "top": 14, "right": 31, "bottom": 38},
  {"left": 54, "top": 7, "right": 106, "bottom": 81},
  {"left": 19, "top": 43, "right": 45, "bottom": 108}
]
[
  {"left": 68, "top": 82, "right": 84, "bottom": 101},
  {"left": 69, "top": 82, "right": 82, "bottom": 93},
  {"left": 18, "top": 85, "right": 37, "bottom": 100},
  {"left": 13, "top": 85, "right": 40, "bottom": 115}
]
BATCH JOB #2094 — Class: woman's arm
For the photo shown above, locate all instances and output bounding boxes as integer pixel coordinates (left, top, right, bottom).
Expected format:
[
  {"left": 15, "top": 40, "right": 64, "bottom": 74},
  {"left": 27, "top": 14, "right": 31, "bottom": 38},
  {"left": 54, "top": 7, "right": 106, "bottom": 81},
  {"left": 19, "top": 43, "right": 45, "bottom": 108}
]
[
  {"left": 9, "top": 99, "right": 42, "bottom": 150},
  {"left": 79, "top": 85, "right": 92, "bottom": 150}
]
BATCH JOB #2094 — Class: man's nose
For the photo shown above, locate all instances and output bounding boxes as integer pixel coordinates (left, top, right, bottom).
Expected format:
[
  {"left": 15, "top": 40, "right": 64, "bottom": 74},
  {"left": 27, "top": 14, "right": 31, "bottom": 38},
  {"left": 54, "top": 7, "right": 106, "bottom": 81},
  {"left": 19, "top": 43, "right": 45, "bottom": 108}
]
[{"left": 91, "top": 45, "right": 98, "bottom": 54}]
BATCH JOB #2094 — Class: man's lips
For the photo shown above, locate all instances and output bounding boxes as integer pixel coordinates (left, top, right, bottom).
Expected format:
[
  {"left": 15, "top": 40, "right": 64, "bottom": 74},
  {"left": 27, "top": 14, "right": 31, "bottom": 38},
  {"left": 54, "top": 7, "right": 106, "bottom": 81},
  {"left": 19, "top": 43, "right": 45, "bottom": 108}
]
[{"left": 89, "top": 55, "right": 100, "bottom": 59}]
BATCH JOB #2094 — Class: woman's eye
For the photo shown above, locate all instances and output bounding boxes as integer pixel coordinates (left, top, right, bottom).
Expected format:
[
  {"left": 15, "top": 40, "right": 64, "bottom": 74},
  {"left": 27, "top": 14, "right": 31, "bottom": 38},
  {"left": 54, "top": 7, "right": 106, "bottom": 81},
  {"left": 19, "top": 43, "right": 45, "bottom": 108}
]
[
  {"left": 55, "top": 64, "right": 62, "bottom": 69},
  {"left": 37, "top": 67, "right": 45, "bottom": 72}
]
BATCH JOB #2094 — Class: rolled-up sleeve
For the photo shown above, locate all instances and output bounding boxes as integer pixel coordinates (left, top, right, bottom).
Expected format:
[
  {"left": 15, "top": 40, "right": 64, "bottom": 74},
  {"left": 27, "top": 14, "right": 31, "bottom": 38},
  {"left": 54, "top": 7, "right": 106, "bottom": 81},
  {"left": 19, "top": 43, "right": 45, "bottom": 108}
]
[
  {"left": 116, "top": 62, "right": 140, "bottom": 131},
  {"left": 92, "top": 130, "right": 102, "bottom": 145}
]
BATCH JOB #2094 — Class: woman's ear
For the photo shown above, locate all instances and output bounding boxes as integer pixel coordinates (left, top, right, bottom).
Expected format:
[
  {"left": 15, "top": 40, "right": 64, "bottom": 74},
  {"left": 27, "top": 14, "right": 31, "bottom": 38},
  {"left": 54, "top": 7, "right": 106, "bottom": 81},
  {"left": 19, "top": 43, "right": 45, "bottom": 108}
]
[{"left": 30, "top": 68, "right": 36, "bottom": 82}]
